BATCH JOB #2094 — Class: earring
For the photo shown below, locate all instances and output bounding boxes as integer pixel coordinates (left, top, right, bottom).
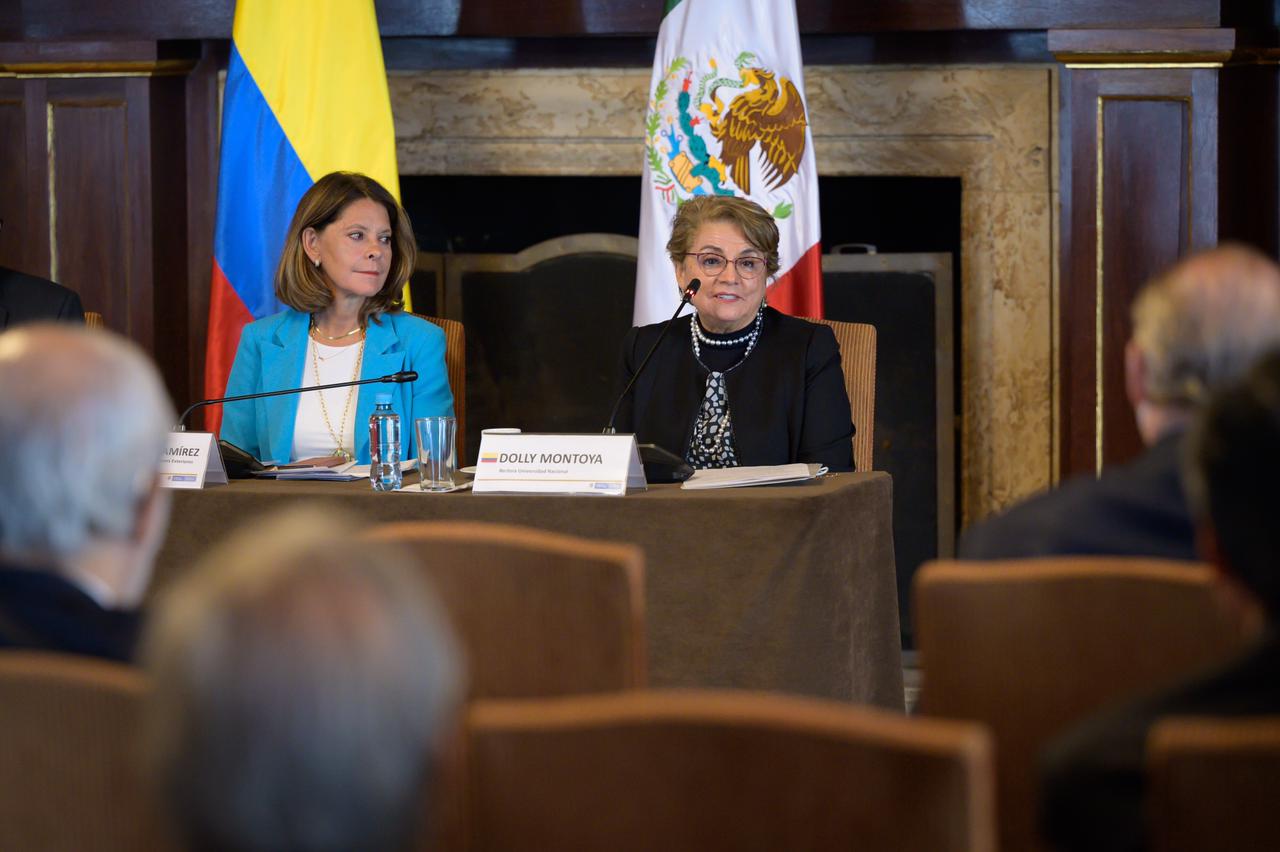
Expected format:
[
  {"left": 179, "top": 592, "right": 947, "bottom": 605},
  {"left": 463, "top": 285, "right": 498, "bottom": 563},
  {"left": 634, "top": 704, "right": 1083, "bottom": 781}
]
[{"left": 313, "top": 257, "right": 321, "bottom": 268}]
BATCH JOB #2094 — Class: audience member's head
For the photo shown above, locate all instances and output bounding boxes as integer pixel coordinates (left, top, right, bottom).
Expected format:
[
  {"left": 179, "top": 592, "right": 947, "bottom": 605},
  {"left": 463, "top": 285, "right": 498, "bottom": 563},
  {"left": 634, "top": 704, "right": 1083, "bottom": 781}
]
[
  {"left": 1126, "top": 244, "right": 1280, "bottom": 445},
  {"left": 1184, "top": 349, "right": 1280, "bottom": 623},
  {"left": 143, "top": 507, "right": 463, "bottom": 852},
  {"left": 0, "top": 324, "right": 173, "bottom": 607}
]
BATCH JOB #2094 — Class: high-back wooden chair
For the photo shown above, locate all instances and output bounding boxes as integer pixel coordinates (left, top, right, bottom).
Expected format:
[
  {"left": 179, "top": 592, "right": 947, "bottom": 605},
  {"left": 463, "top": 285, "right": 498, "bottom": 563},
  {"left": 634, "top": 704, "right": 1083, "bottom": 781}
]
[
  {"left": 0, "top": 651, "right": 174, "bottom": 850},
  {"left": 805, "top": 317, "right": 876, "bottom": 470},
  {"left": 365, "top": 521, "right": 645, "bottom": 699},
  {"left": 418, "top": 314, "right": 467, "bottom": 462},
  {"left": 463, "top": 690, "right": 995, "bottom": 852},
  {"left": 1149, "top": 716, "right": 1280, "bottom": 852},
  {"left": 83, "top": 310, "right": 104, "bottom": 329},
  {"left": 915, "top": 558, "right": 1252, "bottom": 852}
]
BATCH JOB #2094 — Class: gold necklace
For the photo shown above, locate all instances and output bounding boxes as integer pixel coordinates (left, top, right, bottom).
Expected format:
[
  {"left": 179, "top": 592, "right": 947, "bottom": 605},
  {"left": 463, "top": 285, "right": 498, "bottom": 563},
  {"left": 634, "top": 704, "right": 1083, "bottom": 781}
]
[
  {"left": 310, "top": 316, "right": 365, "bottom": 341},
  {"left": 311, "top": 337, "right": 365, "bottom": 461}
]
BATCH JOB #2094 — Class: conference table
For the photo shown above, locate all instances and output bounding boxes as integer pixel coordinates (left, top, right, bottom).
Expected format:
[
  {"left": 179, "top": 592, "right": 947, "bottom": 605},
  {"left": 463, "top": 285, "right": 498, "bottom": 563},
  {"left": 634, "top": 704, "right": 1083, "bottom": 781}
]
[{"left": 154, "top": 472, "right": 903, "bottom": 709}]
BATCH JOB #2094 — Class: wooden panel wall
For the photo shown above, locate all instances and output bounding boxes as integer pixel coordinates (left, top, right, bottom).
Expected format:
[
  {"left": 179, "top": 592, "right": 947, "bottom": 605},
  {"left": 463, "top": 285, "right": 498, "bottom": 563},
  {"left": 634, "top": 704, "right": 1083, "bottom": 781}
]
[
  {"left": 0, "top": 84, "right": 32, "bottom": 271},
  {"left": 0, "top": 0, "right": 1229, "bottom": 39},
  {"left": 1055, "top": 32, "right": 1223, "bottom": 477},
  {"left": 0, "top": 44, "right": 203, "bottom": 406},
  {"left": 49, "top": 81, "right": 141, "bottom": 339}
]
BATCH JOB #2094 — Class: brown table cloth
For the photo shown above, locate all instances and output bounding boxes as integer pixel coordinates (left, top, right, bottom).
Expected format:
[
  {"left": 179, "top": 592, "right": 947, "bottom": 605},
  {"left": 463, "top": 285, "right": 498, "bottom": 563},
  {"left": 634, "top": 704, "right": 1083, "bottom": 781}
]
[{"left": 155, "top": 472, "right": 902, "bottom": 709}]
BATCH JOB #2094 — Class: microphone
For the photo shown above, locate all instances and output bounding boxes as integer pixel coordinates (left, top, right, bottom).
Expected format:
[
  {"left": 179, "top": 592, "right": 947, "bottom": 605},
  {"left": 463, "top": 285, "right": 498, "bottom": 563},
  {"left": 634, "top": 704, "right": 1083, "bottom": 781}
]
[
  {"left": 177, "top": 370, "right": 418, "bottom": 430},
  {"left": 603, "top": 278, "right": 701, "bottom": 435}
]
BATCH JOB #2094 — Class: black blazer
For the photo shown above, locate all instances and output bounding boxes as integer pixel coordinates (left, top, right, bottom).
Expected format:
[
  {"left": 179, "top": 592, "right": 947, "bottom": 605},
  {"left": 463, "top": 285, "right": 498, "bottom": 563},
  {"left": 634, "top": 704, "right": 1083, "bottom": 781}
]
[
  {"left": 614, "top": 307, "right": 856, "bottom": 471},
  {"left": 0, "top": 265, "right": 84, "bottom": 330},
  {"left": 0, "top": 566, "right": 140, "bottom": 663},
  {"left": 957, "top": 433, "right": 1197, "bottom": 562}
]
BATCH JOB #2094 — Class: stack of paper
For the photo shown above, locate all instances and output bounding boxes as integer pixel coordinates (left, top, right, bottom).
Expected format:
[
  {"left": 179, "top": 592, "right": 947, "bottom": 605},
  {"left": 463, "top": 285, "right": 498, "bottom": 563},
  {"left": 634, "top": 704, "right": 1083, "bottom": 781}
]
[
  {"left": 254, "top": 459, "right": 415, "bottom": 482},
  {"left": 680, "top": 463, "right": 828, "bottom": 490}
]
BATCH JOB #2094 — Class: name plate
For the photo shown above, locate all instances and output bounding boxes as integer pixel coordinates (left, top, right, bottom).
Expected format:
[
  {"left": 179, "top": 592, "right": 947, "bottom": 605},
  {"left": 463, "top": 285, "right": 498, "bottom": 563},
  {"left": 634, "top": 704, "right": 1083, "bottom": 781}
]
[
  {"left": 159, "top": 431, "right": 229, "bottom": 490},
  {"left": 473, "top": 433, "right": 646, "bottom": 496}
]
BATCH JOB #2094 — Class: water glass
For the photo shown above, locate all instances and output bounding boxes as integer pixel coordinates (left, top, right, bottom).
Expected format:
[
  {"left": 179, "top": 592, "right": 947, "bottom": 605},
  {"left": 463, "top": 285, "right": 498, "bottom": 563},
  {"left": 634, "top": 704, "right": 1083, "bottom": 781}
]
[{"left": 415, "top": 416, "right": 457, "bottom": 492}]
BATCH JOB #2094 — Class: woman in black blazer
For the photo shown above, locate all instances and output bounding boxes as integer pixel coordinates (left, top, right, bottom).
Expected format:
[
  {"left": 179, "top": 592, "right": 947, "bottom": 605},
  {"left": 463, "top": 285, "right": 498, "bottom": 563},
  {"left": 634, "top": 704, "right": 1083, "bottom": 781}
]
[{"left": 615, "top": 196, "right": 855, "bottom": 472}]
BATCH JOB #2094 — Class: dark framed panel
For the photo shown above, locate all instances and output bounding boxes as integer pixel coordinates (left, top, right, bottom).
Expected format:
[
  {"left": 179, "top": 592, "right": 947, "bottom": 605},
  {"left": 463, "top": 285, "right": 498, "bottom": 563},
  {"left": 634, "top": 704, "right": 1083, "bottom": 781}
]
[
  {"left": 0, "top": 48, "right": 203, "bottom": 407},
  {"left": 411, "top": 251, "right": 446, "bottom": 318},
  {"left": 443, "top": 233, "right": 639, "bottom": 462},
  {"left": 822, "top": 251, "right": 955, "bottom": 644},
  {"left": 1058, "top": 63, "right": 1219, "bottom": 478}
]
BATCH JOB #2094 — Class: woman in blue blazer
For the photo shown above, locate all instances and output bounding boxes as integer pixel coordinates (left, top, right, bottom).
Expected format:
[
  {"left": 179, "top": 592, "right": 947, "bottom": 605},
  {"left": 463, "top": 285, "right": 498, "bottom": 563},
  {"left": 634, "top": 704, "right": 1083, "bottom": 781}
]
[{"left": 221, "top": 172, "right": 453, "bottom": 465}]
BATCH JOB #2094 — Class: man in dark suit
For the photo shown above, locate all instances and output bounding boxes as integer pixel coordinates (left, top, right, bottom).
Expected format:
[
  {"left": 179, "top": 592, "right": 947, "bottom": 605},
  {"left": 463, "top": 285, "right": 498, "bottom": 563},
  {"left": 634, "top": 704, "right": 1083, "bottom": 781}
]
[
  {"left": 0, "top": 324, "right": 173, "bottom": 662},
  {"left": 0, "top": 265, "right": 84, "bottom": 330},
  {"left": 1039, "top": 348, "right": 1280, "bottom": 852},
  {"left": 959, "top": 245, "right": 1280, "bottom": 561}
]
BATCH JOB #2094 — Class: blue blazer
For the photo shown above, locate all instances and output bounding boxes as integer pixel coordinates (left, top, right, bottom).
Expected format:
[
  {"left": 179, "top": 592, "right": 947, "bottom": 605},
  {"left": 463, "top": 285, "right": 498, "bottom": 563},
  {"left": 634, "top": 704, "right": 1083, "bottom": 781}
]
[{"left": 220, "top": 309, "right": 454, "bottom": 464}]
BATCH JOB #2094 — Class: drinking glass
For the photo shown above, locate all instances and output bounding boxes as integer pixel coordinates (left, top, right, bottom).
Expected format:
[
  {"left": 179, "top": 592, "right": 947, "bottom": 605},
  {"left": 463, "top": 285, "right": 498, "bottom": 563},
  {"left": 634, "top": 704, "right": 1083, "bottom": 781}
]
[{"left": 415, "top": 416, "right": 457, "bottom": 492}]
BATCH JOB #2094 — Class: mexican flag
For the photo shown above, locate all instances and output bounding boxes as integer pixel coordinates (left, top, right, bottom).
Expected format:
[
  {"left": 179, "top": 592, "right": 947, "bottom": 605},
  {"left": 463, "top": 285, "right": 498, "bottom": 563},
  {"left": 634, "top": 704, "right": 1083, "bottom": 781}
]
[{"left": 633, "top": 0, "right": 822, "bottom": 326}]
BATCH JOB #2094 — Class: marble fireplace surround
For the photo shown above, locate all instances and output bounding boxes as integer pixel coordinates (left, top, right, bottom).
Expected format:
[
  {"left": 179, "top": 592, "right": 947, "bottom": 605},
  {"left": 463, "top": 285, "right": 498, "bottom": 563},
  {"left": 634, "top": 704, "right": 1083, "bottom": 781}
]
[{"left": 389, "top": 65, "right": 1059, "bottom": 523}]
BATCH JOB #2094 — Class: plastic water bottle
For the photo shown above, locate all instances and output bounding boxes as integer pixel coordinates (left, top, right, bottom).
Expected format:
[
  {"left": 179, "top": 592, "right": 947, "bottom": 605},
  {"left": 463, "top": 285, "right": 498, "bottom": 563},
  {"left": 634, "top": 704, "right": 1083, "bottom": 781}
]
[{"left": 369, "top": 393, "right": 402, "bottom": 491}]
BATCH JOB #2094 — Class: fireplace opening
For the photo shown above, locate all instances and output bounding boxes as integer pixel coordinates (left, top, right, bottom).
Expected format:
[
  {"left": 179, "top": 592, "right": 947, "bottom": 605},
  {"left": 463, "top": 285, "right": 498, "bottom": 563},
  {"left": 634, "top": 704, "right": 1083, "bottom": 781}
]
[{"left": 402, "top": 174, "right": 961, "bottom": 645}]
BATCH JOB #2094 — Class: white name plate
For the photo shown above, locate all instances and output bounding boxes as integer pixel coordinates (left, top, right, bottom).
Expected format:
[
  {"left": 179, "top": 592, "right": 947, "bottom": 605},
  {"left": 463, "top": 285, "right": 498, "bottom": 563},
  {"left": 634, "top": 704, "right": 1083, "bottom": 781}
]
[
  {"left": 159, "top": 431, "right": 228, "bottom": 490},
  {"left": 473, "top": 433, "right": 646, "bottom": 496}
]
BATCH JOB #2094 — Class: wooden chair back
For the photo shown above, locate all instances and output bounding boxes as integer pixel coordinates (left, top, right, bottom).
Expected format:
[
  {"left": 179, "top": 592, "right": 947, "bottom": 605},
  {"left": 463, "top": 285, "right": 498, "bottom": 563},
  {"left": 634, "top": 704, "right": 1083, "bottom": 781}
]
[
  {"left": 915, "top": 558, "right": 1252, "bottom": 852},
  {"left": 464, "top": 690, "right": 995, "bottom": 852},
  {"left": 83, "top": 310, "right": 104, "bottom": 329},
  {"left": 804, "top": 317, "right": 876, "bottom": 470},
  {"left": 418, "top": 314, "right": 467, "bottom": 462},
  {"left": 1149, "top": 716, "right": 1280, "bottom": 852},
  {"left": 0, "top": 651, "right": 174, "bottom": 850},
  {"left": 365, "top": 521, "right": 645, "bottom": 699}
]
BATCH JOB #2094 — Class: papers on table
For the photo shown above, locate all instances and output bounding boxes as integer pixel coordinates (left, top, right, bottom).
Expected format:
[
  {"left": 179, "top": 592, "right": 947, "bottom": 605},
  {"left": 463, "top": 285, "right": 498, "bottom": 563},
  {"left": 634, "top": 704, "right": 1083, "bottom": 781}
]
[
  {"left": 254, "top": 459, "right": 415, "bottom": 481},
  {"left": 257, "top": 459, "right": 359, "bottom": 480},
  {"left": 680, "top": 463, "right": 828, "bottom": 490}
]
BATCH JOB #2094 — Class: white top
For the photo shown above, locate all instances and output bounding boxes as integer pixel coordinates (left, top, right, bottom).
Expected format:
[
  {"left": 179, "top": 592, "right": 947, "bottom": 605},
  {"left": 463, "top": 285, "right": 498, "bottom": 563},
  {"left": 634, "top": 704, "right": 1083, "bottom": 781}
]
[{"left": 291, "top": 337, "right": 363, "bottom": 461}]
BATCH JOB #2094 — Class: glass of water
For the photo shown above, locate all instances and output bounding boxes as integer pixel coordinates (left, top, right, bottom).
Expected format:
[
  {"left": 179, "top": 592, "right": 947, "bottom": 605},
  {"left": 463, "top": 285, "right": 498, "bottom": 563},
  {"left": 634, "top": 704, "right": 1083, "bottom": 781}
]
[{"left": 415, "top": 416, "right": 457, "bottom": 492}]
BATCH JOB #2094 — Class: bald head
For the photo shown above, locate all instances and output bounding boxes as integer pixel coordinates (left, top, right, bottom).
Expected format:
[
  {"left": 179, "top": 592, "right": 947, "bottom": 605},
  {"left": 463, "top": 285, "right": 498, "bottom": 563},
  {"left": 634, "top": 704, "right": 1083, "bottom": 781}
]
[
  {"left": 0, "top": 324, "right": 173, "bottom": 567},
  {"left": 1128, "top": 244, "right": 1280, "bottom": 443}
]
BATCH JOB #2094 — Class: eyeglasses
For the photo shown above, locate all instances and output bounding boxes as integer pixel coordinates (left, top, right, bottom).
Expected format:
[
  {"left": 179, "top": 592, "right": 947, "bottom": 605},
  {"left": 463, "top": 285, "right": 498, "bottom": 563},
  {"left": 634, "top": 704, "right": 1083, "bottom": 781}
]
[{"left": 682, "top": 252, "right": 767, "bottom": 280}]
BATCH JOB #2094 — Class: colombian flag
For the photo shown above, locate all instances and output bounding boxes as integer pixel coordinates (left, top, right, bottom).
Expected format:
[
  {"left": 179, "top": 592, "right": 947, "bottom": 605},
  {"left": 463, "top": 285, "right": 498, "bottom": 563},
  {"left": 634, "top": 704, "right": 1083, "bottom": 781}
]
[{"left": 203, "top": 0, "right": 407, "bottom": 433}]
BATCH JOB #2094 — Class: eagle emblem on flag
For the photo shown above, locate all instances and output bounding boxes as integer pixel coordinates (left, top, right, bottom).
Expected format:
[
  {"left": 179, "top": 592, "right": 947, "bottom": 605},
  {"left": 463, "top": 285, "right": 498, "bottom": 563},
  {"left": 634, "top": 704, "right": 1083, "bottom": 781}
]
[
  {"left": 646, "top": 51, "right": 808, "bottom": 219},
  {"left": 707, "top": 66, "right": 807, "bottom": 195}
]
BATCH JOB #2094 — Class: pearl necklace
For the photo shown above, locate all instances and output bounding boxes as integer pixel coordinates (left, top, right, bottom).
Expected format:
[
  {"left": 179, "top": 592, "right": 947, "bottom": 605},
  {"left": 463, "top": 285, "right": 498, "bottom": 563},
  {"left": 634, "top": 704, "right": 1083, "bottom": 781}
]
[
  {"left": 692, "top": 314, "right": 759, "bottom": 347},
  {"left": 690, "top": 307, "right": 763, "bottom": 367}
]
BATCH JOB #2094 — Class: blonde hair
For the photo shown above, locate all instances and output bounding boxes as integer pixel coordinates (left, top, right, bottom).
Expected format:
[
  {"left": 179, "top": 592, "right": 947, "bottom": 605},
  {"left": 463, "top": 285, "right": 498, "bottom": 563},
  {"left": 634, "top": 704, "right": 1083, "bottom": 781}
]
[
  {"left": 1132, "top": 243, "right": 1280, "bottom": 406},
  {"left": 275, "top": 172, "right": 417, "bottom": 326},
  {"left": 666, "top": 196, "right": 781, "bottom": 277}
]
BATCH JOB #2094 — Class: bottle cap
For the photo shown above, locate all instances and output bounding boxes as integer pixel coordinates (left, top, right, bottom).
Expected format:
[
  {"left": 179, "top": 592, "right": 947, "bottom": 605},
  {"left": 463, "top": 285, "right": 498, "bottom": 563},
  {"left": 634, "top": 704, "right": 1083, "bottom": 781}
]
[{"left": 375, "top": 392, "right": 393, "bottom": 406}]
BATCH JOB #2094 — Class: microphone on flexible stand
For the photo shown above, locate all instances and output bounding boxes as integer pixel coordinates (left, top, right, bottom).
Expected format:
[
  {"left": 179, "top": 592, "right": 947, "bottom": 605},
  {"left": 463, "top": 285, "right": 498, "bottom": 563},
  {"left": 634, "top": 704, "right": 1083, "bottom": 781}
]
[
  {"left": 603, "top": 280, "right": 700, "bottom": 482},
  {"left": 176, "top": 370, "right": 418, "bottom": 430},
  {"left": 175, "top": 371, "right": 418, "bottom": 478},
  {"left": 604, "top": 279, "right": 700, "bottom": 434}
]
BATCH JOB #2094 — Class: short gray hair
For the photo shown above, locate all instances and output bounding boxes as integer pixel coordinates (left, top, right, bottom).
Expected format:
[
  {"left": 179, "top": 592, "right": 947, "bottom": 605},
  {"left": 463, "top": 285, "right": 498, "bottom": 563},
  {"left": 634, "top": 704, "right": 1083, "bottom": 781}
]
[
  {"left": 143, "top": 507, "right": 463, "bottom": 852},
  {"left": 1132, "top": 243, "right": 1280, "bottom": 406},
  {"left": 0, "top": 324, "right": 173, "bottom": 562}
]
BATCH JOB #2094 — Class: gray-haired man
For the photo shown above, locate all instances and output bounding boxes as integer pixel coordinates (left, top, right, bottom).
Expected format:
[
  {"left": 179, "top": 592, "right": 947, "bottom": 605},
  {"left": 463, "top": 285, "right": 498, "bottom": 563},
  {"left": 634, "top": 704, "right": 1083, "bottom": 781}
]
[
  {"left": 0, "top": 324, "right": 173, "bottom": 661},
  {"left": 959, "top": 244, "right": 1280, "bottom": 560}
]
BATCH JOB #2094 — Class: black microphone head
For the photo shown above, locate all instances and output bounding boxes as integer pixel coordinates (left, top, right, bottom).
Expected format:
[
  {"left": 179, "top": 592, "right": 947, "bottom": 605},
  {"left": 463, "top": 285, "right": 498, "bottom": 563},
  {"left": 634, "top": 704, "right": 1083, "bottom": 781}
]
[
  {"left": 391, "top": 370, "right": 418, "bottom": 383},
  {"left": 686, "top": 278, "right": 702, "bottom": 296}
]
